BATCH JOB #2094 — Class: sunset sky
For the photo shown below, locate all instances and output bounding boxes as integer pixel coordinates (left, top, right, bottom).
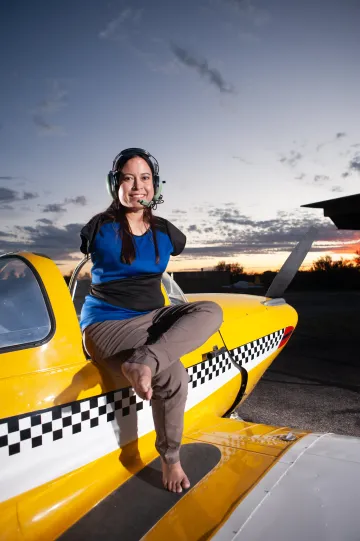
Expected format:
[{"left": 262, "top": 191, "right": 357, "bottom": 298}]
[{"left": 1, "top": 0, "right": 359, "bottom": 275}]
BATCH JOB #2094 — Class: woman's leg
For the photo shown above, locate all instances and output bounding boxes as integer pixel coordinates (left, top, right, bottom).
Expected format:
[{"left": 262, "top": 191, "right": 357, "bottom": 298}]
[
  {"left": 125, "top": 300, "right": 224, "bottom": 373},
  {"left": 121, "top": 300, "right": 223, "bottom": 491},
  {"left": 83, "top": 301, "right": 223, "bottom": 492},
  {"left": 151, "top": 361, "right": 190, "bottom": 492}
]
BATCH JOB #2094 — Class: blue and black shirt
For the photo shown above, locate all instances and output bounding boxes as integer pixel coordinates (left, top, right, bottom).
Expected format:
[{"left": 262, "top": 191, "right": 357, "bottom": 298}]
[{"left": 79, "top": 205, "right": 186, "bottom": 331}]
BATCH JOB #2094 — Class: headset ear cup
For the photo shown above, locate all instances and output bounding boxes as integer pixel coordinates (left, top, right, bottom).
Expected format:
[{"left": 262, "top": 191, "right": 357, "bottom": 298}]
[
  {"left": 107, "top": 172, "right": 118, "bottom": 200},
  {"left": 152, "top": 176, "right": 162, "bottom": 202}
]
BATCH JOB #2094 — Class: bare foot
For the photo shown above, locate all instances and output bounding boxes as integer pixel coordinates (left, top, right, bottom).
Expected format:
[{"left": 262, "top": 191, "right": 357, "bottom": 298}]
[
  {"left": 121, "top": 362, "right": 152, "bottom": 401},
  {"left": 161, "top": 460, "right": 191, "bottom": 493}
]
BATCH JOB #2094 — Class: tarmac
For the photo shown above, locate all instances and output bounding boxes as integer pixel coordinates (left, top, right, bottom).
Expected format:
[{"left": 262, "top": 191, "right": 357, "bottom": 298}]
[{"left": 237, "top": 290, "right": 360, "bottom": 437}]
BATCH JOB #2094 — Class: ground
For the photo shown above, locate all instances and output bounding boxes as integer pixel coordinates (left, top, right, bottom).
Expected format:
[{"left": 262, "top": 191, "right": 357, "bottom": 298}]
[{"left": 237, "top": 290, "right": 360, "bottom": 437}]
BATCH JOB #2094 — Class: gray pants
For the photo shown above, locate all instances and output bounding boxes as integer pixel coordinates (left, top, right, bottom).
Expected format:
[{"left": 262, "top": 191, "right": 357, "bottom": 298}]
[{"left": 83, "top": 300, "right": 223, "bottom": 464}]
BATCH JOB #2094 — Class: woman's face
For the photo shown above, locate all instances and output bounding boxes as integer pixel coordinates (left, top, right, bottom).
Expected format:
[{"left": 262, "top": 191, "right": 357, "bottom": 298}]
[{"left": 117, "top": 156, "right": 154, "bottom": 210}]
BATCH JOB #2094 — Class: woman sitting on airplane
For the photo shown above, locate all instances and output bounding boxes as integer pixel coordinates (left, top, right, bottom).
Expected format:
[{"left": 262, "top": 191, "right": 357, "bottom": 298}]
[{"left": 79, "top": 148, "right": 223, "bottom": 494}]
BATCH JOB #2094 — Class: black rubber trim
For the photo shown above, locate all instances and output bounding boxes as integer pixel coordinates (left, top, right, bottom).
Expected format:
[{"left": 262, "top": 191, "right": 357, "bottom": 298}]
[
  {"left": 0, "top": 253, "right": 56, "bottom": 354},
  {"left": 60, "top": 443, "right": 221, "bottom": 541},
  {"left": 218, "top": 329, "right": 248, "bottom": 417}
]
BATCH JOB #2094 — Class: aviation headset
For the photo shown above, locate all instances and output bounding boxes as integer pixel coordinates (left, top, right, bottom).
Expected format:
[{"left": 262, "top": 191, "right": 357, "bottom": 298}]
[{"left": 106, "top": 147, "right": 164, "bottom": 209}]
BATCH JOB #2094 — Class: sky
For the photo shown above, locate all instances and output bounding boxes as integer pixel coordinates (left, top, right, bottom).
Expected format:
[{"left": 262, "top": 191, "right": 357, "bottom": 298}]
[{"left": 1, "top": 0, "right": 360, "bottom": 275}]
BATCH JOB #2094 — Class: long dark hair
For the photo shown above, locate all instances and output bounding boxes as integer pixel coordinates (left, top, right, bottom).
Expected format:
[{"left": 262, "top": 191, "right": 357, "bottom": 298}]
[{"left": 110, "top": 197, "right": 160, "bottom": 266}]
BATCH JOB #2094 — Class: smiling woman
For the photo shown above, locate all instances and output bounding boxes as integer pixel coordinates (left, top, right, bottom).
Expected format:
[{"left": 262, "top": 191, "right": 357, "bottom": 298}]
[{"left": 78, "top": 148, "right": 224, "bottom": 493}]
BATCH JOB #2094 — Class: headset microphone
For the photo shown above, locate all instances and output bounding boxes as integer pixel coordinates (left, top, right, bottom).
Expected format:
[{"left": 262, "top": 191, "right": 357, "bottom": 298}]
[
  {"left": 138, "top": 199, "right": 152, "bottom": 207},
  {"left": 139, "top": 180, "right": 165, "bottom": 208}
]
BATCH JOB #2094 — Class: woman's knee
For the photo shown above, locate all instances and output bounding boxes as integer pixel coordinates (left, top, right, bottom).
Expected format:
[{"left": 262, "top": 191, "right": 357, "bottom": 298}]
[{"left": 194, "top": 300, "right": 223, "bottom": 327}]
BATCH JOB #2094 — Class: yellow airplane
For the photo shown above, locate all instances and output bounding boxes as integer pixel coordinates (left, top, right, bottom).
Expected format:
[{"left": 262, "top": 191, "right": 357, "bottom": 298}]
[{"left": 1, "top": 213, "right": 359, "bottom": 540}]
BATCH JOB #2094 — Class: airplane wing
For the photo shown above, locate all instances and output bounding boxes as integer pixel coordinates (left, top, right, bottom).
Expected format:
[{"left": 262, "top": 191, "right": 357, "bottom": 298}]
[{"left": 212, "top": 432, "right": 360, "bottom": 540}]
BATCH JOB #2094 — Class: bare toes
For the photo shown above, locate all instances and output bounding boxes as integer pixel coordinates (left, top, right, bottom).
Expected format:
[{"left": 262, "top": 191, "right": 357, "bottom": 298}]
[{"left": 182, "top": 476, "right": 190, "bottom": 490}]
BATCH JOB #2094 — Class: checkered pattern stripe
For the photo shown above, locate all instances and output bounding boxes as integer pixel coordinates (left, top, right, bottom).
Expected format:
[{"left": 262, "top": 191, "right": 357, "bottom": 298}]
[
  {"left": 230, "top": 329, "right": 284, "bottom": 366},
  {"left": 188, "top": 351, "right": 232, "bottom": 388},
  {"left": 0, "top": 329, "right": 285, "bottom": 457},
  {"left": 0, "top": 387, "right": 148, "bottom": 457}
]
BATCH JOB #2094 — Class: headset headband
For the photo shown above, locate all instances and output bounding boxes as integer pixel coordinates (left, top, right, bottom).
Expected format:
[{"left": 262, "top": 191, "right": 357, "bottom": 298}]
[{"left": 112, "top": 148, "right": 159, "bottom": 177}]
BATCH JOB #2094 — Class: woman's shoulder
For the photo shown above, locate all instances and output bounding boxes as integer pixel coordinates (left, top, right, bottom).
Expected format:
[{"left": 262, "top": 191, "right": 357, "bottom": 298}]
[
  {"left": 154, "top": 216, "right": 186, "bottom": 256},
  {"left": 80, "top": 204, "right": 116, "bottom": 255}
]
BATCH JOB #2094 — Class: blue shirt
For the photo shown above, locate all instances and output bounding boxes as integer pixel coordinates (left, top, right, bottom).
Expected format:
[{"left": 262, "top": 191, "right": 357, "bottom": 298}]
[{"left": 80, "top": 221, "right": 175, "bottom": 331}]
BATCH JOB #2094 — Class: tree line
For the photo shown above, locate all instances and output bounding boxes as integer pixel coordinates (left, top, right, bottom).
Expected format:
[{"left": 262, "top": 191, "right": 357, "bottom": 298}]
[{"left": 214, "top": 251, "right": 360, "bottom": 290}]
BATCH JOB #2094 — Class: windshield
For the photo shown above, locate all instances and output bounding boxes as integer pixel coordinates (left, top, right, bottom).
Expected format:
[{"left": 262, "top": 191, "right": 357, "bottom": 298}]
[
  {"left": 0, "top": 256, "right": 52, "bottom": 350},
  {"left": 161, "top": 272, "right": 187, "bottom": 305}
]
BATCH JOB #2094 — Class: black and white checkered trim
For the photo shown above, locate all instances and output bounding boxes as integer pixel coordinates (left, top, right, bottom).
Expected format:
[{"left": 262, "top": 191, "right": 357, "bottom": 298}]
[
  {"left": 0, "top": 329, "right": 285, "bottom": 457},
  {"left": 0, "top": 388, "right": 148, "bottom": 457},
  {"left": 188, "top": 351, "right": 232, "bottom": 388},
  {"left": 230, "top": 329, "right": 284, "bottom": 365}
]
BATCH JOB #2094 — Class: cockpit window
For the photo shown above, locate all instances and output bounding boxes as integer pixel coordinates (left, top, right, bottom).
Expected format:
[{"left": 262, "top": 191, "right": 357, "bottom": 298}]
[
  {"left": 0, "top": 256, "right": 52, "bottom": 351},
  {"left": 161, "top": 272, "right": 187, "bottom": 305}
]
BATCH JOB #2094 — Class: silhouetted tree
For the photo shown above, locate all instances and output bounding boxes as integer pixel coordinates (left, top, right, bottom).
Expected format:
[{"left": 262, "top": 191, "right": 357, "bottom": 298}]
[
  {"left": 214, "top": 261, "right": 244, "bottom": 274},
  {"left": 215, "top": 261, "right": 227, "bottom": 271}
]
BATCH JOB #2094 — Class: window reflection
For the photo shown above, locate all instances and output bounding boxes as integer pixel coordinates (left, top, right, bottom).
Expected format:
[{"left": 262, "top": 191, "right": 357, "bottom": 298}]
[
  {"left": 161, "top": 272, "right": 187, "bottom": 305},
  {"left": 0, "top": 257, "right": 52, "bottom": 349}
]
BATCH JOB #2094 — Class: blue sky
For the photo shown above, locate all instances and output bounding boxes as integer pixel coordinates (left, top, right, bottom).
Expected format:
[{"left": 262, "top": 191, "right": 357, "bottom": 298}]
[{"left": 1, "top": 0, "right": 360, "bottom": 273}]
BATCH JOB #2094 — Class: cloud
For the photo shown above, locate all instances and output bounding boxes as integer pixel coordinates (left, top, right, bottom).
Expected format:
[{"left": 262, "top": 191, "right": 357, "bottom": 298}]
[
  {"left": 36, "top": 218, "right": 53, "bottom": 225},
  {"left": 64, "top": 195, "right": 87, "bottom": 206},
  {"left": 331, "top": 186, "right": 344, "bottom": 193},
  {"left": 223, "top": 0, "right": 271, "bottom": 27},
  {"left": 32, "top": 80, "right": 68, "bottom": 134},
  {"left": 41, "top": 195, "right": 88, "bottom": 214},
  {"left": 233, "top": 155, "right": 252, "bottom": 165},
  {"left": 0, "top": 187, "right": 18, "bottom": 203},
  {"left": 0, "top": 230, "right": 16, "bottom": 238},
  {"left": 313, "top": 175, "right": 330, "bottom": 184},
  {"left": 188, "top": 224, "right": 200, "bottom": 233},
  {"left": 172, "top": 209, "right": 187, "bottom": 215},
  {"left": 342, "top": 172, "right": 350, "bottom": 178},
  {"left": 0, "top": 176, "right": 17, "bottom": 181},
  {"left": 0, "top": 187, "right": 38, "bottom": 205},
  {"left": 42, "top": 203, "right": 66, "bottom": 213},
  {"left": 279, "top": 151, "right": 302, "bottom": 168},
  {"left": 99, "top": 8, "right": 143, "bottom": 40},
  {"left": 178, "top": 207, "right": 357, "bottom": 259},
  {"left": 170, "top": 43, "right": 236, "bottom": 94},
  {"left": 0, "top": 223, "right": 84, "bottom": 261},
  {"left": 209, "top": 207, "right": 254, "bottom": 226},
  {"left": 349, "top": 154, "right": 360, "bottom": 173},
  {"left": 295, "top": 173, "right": 305, "bottom": 180},
  {"left": 316, "top": 132, "right": 347, "bottom": 152},
  {"left": 32, "top": 114, "right": 61, "bottom": 134},
  {"left": 23, "top": 191, "right": 38, "bottom": 200}
]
